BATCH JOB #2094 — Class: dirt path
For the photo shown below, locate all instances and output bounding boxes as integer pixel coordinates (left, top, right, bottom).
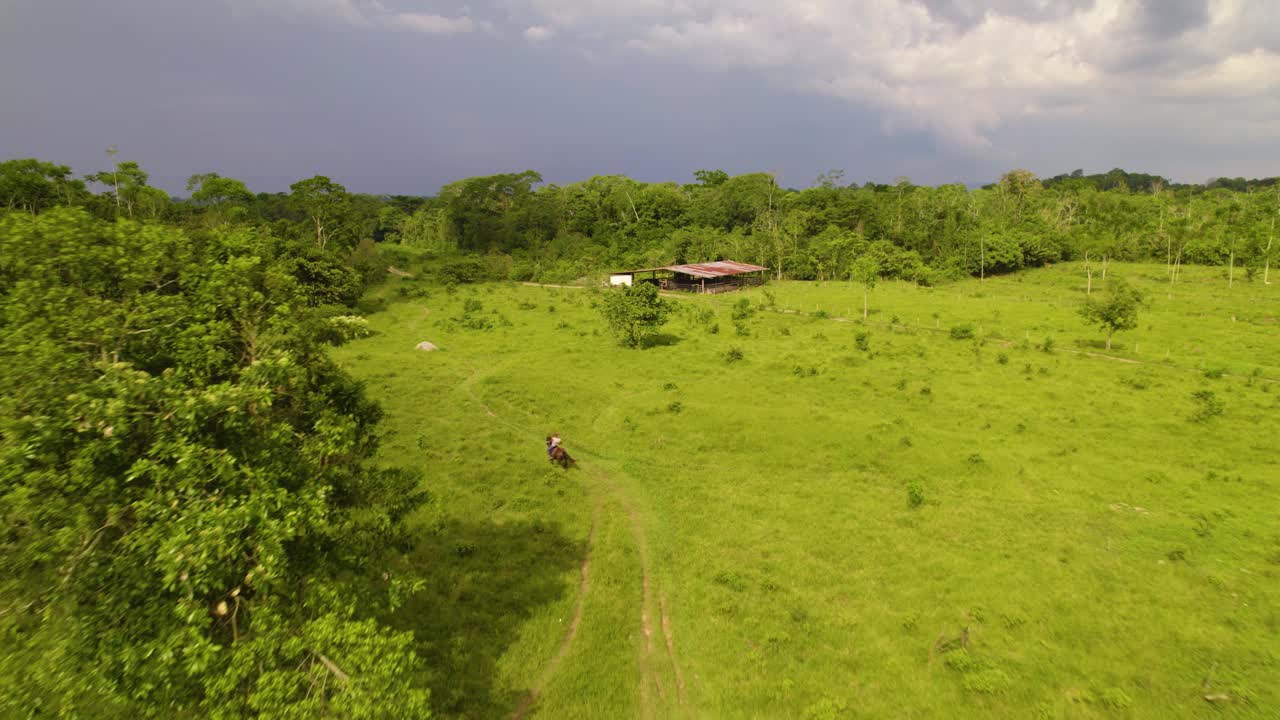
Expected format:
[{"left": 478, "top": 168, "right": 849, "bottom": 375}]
[
  {"left": 458, "top": 362, "right": 687, "bottom": 718},
  {"left": 509, "top": 509, "right": 598, "bottom": 720},
  {"left": 579, "top": 462, "right": 686, "bottom": 717}
]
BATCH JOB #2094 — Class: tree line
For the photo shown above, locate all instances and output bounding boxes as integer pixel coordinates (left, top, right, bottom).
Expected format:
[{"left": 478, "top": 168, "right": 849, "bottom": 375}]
[{"left": 4, "top": 158, "right": 1279, "bottom": 288}]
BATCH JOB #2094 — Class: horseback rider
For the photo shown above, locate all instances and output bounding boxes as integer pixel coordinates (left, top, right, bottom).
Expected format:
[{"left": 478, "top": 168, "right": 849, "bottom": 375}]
[{"left": 546, "top": 432, "right": 561, "bottom": 457}]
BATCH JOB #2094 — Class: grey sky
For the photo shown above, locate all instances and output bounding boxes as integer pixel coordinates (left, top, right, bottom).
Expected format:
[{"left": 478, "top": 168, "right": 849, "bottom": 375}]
[{"left": 2, "top": 0, "right": 1277, "bottom": 195}]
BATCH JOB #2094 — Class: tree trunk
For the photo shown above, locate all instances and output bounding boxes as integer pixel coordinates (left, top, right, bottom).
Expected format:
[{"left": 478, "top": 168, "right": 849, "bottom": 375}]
[
  {"left": 863, "top": 288, "right": 868, "bottom": 320},
  {"left": 1106, "top": 330, "right": 1112, "bottom": 351},
  {"left": 1265, "top": 216, "right": 1273, "bottom": 284},
  {"left": 1229, "top": 247, "right": 1235, "bottom": 288}
]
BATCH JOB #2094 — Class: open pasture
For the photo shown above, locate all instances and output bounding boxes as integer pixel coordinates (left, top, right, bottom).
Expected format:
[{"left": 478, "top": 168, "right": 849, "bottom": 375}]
[{"left": 333, "top": 262, "right": 1278, "bottom": 719}]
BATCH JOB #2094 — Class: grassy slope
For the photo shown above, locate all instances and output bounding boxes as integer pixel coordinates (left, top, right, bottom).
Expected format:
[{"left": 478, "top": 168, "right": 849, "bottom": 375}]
[{"left": 333, "top": 262, "right": 1278, "bottom": 719}]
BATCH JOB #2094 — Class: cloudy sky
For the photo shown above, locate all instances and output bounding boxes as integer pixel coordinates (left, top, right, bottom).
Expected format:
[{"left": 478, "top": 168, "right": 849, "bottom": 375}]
[{"left": 2, "top": 0, "right": 1278, "bottom": 194}]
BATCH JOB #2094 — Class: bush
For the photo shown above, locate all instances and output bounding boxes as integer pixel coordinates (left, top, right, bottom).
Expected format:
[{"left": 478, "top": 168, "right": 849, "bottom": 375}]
[
  {"left": 724, "top": 346, "right": 744, "bottom": 363},
  {"left": 731, "top": 297, "right": 755, "bottom": 321},
  {"left": 907, "top": 481, "right": 925, "bottom": 508},
  {"left": 949, "top": 324, "right": 975, "bottom": 340},
  {"left": 1190, "top": 389, "right": 1224, "bottom": 422},
  {"left": 323, "top": 314, "right": 373, "bottom": 345},
  {"left": 855, "top": 331, "right": 871, "bottom": 352}
]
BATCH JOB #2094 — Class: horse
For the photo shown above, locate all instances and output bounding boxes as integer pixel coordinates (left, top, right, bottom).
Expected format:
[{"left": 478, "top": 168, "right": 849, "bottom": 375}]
[{"left": 548, "top": 444, "right": 576, "bottom": 469}]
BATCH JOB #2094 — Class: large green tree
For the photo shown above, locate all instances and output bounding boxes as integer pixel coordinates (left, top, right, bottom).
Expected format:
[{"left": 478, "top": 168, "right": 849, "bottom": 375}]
[
  {"left": 0, "top": 209, "right": 430, "bottom": 717},
  {"left": 598, "top": 282, "right": 674, "bottom": 348},
  {"left": 1079, "top": 276, "right": 1143, "bottom": 350},
  {"left": 290, "top": 176, "right": 350, "bottom": 251},
  {"left": 0, "top": 158, "right": 89, "bottom": 214}
]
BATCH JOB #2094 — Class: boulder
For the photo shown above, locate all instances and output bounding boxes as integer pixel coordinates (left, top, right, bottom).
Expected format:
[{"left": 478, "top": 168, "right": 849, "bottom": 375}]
[{"left": 415, "top": 341, "right": 439, "bottom": 352}]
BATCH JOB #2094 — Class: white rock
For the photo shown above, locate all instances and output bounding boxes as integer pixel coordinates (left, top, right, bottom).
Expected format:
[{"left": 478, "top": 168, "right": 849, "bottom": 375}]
[{"left": 415, "top": 341, "right": 439, "bottom": 352}]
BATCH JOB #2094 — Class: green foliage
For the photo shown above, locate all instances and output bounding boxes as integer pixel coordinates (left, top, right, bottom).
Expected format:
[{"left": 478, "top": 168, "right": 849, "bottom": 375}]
[
  {"left": 731, "top": 297, "right": 755, "bottom": 321},
  {"left": 0, "top": 158, "right": 89, "bottom": 214},
  {"left": 907, "top": 481, "right": 925, "bottom": 508},
  {"left": 855, "top": 331, "right": 871, "bottom": 352},
  {"left": 598, "top": 282, "right": 673, "bottom": 348},
  {"left": 1079, "top": 276, "right": 1143, "bottom": 349},
  {"left": 1190, "top": 389, "right": 1225, "bottom": 422},
  {"left": 0, "top": 209, "right": 429, "bottom": 717},
  {"left": 723, "top": 346, "right": 744, "bottom": 363},
  {"left": 949, "top": 324, "right": 975, "bottom": 340}
]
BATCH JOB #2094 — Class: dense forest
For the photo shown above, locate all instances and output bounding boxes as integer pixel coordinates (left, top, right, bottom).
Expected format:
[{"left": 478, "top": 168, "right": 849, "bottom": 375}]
[
  {"left": 3, "top": 159, "right": 1278, "bottom": 287},
  {"left": 1, "top": 155, "right": 1278, "bottom": 715}
]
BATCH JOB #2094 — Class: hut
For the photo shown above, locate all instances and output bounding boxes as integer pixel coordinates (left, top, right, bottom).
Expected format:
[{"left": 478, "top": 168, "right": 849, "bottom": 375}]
[{"left": 608, "top": 261, "right": 769, "bottom": 294}]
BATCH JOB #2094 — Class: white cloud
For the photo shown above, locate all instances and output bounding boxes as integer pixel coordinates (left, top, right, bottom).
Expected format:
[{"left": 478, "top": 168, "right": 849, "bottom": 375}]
[
  {"left": 386, "top": 12, "right": 476, "bottom": 34},
  {"left": 226, "top": 0, "right": 478, "bottom": 35},
  {"left": 502, "top": 0, "right": 1280, "bottom": 151},
  {"left": 524, "top": 25, "right": 555, "bottom": 41}
]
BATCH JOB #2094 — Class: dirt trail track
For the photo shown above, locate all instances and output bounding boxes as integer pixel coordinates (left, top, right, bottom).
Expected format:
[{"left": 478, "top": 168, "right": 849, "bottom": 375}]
[{"left": 459, "top": 362, "right": 687, "bottom": 719}]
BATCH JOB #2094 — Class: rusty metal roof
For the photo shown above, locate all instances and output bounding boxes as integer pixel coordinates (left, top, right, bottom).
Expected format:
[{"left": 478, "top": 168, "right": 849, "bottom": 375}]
[{"left": 616, "top": 260, "right": 769, "bottom": 279}]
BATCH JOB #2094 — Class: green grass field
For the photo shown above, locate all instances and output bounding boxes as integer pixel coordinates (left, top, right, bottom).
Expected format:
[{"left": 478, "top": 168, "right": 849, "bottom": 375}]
[{"left": 332, "top": 262, "right": 1279, "bottom": 719}]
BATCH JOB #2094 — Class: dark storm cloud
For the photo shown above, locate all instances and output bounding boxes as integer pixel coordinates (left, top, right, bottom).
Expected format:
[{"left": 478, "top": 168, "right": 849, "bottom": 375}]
[
  {"left": 1, "top": 0, "right": 1278, "bottom": 193},
  {"left": 914, "top": 0, "right": 1095, "bottom": 30},
  {"left": 1129, "top": 0, "right": 1209, "bottom": 40}
]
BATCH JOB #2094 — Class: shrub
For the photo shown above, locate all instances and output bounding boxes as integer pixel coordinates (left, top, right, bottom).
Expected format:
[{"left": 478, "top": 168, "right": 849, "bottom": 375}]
[
  {"left": 731, "top": 297, "right": 755, "bottom": 321},
  {"left": 323, "top": 314, "right": 372, "bottom": 345},
  {"left": 707, "top": 322, "right": 720, "bottom": 335},
  {"left": 1190, "top": 390, "right": 1224, "bottom": 422},
  {"left": 997, "top": 352, "right": 1009, "bottom": 365},
  {"left": 734, "top": 321, "right": 751, "bottom": 337},
  {"left": 907, "top": 481, "right": 925, "bottom": 508},
  {"left": 667, "top": 401, "right": 683, "bottom": 414},
  {"left": 949, "top": 324, "right": 975, "bottom": 340},
  {"left": 855, "top": 331, "right": 871, "bottom": 352},
  {"left": 1041, "top": 336, "right": 1055, "bottom": 353},
  {"left": 724, "top": 346, "right": 744, "bottom": 363}
]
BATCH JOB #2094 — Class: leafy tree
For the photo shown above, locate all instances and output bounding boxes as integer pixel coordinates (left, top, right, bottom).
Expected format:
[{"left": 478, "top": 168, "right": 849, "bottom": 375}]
[
  {"left": 86, "top": 160, "right": 153, "bottom": 219},
  {"left": 0, "top": 158, "right": 88, "bottom": 213},
  {"left": 290, "top": 176, "right": 350, "bottom": 251},
  {"left": 0, "top": 209, "right": 430, "bottom": 717},
  {"left": 186, "top": 173, "right": 253, "bottom": 225},
  {"left": 1079, "top": 276, "right": 1143, "bottom": 350},
  {"left": 598, "top": 282, "right": 673, "bottom": 348},
  {"left": 187, "top": 172, "right": 253, "bottom": 206},
  {"left": 850, "top": 255, "right": 880, "bottom": 319},
  {"left": 692, "top": 169, "right": 729, "bottom": 187}
]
